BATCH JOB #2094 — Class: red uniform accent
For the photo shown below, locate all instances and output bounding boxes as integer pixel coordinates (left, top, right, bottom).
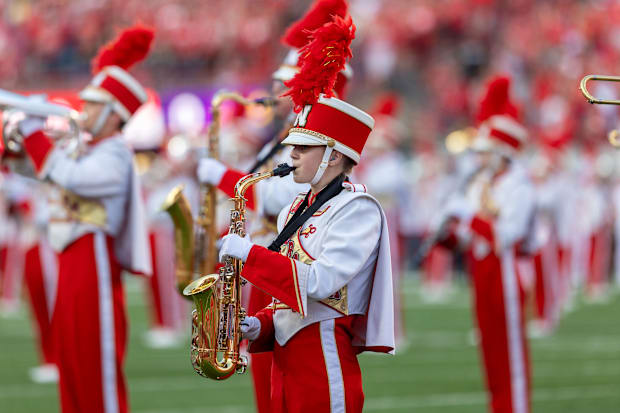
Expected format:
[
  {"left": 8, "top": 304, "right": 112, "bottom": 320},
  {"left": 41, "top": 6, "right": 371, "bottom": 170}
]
[
  {"left": 0, "top": 239, "right": 25, "bottom": 309},
  {"left": 24, "top": 244, "right": 56, "bottom": 364},
  {"left": 247, "top": 288, "right": 273, "bottom": 413},
  {"left": 490, "top": 128, "right": 522, "bottom": 150},
  {"left": 587, "top": 228, "right": 612, "bottom": 296},
  {"left": 242, "top": 245, "right": 304, "bottom": 316},
  {"left": 53, "top": 233, "right": 128, "bottom": 413},
  {"left": 218, "top": 169, "right": 256, "bottom": 210},
  {"left": 23, "top": 131, "right": 55, "bottom": 174},
  {"left": 251, "top": 309, "right": 364, "bottom": 413},
  {"left": 147, "top": 233, "right": 166, "bottom": 327},
  {"left": 468, "top": 245, "right": 531, "bottom": 413},
  {"left": 471, "top": 215, "right": 495, "bottom": 244}
]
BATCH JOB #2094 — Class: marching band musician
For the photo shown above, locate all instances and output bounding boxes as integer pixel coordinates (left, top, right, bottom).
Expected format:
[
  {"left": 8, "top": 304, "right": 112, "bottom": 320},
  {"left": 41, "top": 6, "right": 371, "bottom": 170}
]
[
  {"left": 218, "top": 15, "right": 394, "bottom": 413},
  {"left": 436, "top": 76, "right": 534, "bottom": 413},
  {"left": 196, "top": 1, "right": 351, "bottom": 411},
  {"left": 17, "top": 26, "right": 153, "bottom": 413}
]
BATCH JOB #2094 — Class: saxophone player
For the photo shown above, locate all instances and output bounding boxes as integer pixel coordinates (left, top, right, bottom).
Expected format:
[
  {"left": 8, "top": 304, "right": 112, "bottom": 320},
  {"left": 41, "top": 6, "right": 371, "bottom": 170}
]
[
  {"left": 196, "top": 1, "right": 351, "bottom": 412},
  {"left": 17, "top": 26, "right": 153, "bottom": 413},
  {"left": 218, "top": 15, "right": 394, "bottom": 413},
  {"left": 435, "top": 76, "right": 535, "bottom": 413}
]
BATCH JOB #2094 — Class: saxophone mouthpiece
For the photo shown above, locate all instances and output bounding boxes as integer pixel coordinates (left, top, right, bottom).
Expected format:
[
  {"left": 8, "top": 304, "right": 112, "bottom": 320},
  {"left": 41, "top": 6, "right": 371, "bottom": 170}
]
[
  {"left": 273, "top": 163, "right": 296, "bottom": 177},
  {"left": 254, "top": 97, "right": 278, "bottom": 107}
]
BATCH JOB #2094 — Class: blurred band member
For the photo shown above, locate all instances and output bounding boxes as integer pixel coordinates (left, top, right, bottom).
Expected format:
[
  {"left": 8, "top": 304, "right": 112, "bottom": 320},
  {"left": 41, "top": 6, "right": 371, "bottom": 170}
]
[
  {"left": 437, "top": 76, "right": 534, "bottom": 413},
  {"left": 18, "top": 26, "right": 153, "bottom": 413}
]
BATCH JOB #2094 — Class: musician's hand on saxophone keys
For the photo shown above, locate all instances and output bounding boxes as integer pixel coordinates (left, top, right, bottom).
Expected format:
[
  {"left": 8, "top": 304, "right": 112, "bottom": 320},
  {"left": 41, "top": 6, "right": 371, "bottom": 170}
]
[
  {"left": 218, "top": 233, "right": 254, "bottom": 262},
  {"left": 239, "top": 316, "right": 261, "bottom": 341},
  {"left": 197, "top": 157, "right": 227, "bottom": 185}
]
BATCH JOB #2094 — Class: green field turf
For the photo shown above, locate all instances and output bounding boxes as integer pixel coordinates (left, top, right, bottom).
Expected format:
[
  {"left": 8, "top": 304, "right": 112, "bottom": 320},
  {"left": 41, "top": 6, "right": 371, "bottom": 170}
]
[{"left": 1, "top": 275, "right": 619, "bottom": 412}]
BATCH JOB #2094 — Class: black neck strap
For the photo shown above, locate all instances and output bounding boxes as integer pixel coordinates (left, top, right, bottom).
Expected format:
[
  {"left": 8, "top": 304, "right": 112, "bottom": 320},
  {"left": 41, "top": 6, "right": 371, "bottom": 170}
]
[{"left": 268, "top": 174, "right": 346, "bottom": 252}]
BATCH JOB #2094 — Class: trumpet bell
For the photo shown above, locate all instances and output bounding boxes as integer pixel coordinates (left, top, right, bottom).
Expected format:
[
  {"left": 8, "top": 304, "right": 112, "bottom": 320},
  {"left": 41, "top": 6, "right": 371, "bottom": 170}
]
[{"left": 0, "top": 89, "right": 80, "bottom": 156}]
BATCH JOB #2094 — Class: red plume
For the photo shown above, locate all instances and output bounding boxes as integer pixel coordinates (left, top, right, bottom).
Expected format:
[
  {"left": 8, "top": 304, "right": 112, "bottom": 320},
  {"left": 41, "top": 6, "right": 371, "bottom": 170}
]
[
  {"left": 283, "top": 15, "right": 355, "bottom": 112},
  {"left": 372, "top": 93, "right": 401, "bottom": 118},
  {"left": 281, "top": 0, "right": 348, "bottom": 48},
  {"left": 92, "top": 25, "right": 154, "bottom": 74},
  {"left": 476, "top": 75, "right": 519, "bottom": 124}
]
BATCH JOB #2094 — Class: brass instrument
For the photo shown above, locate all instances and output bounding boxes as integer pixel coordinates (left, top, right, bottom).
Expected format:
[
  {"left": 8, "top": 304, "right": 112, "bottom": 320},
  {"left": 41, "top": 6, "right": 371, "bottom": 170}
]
[
  {"left": 162, "top": 91, "right": 276, "bottom": 295},
  {"left": 580, "top": 75, "right": 620, "bottom": 105},
  {"left": 579, "top": 75, "right": 620, "bottom": 147},
  {"left": 0, "top": 88, "right": 80, "bottom": 155},
  {"left": 183, "top": 163, "right": 295, "bottom": 380}
]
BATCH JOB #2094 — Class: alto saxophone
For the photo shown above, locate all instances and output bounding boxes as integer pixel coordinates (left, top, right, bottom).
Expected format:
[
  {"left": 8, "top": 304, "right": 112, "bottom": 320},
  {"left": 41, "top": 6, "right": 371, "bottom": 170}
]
[
  {"left": 183, "top": 163, "right": 295, "bottom": 380},
  {"left": 162, "top": 91, "right": 276, "bottom": 295}
]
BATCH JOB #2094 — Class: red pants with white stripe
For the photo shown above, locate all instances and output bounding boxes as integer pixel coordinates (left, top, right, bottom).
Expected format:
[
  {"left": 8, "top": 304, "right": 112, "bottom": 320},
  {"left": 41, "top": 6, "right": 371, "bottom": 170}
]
[
  {"left": 146, "top": 230, "right": 185, "bottom": 331},
  {"left": 24, "top": 242, "right": 57, "bottom": 364},
  {"left": 247, "top": 287, "right": 273, "bottom": 413},
  {"left": 252, "top": 312, "right": 364, "bottom": 413},
  {"left": 53, "top": 232, "right": 128, "bottom": 413},
  {"left": 469, "top": 249, "right": 531, "bottom": 413},
  {"left": 0, "top": 241, "right": 25, "bottom": 310}
]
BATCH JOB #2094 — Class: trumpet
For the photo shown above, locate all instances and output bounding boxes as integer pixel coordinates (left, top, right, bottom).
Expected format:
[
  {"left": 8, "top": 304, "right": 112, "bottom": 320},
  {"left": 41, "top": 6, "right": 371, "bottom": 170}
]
[{"left": 0, "top": 88, "right": 80, "bottom": 155}]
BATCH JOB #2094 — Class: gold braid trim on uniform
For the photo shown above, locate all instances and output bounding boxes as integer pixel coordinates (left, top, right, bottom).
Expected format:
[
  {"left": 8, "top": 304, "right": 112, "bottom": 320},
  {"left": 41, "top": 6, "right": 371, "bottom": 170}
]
[{"left": 290, "top": 259, "right": 305, "bottom": 317}]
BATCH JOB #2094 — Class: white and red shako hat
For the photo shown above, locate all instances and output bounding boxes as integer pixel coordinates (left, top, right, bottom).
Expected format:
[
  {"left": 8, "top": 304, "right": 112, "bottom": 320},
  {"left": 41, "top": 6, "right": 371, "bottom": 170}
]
[
  {"left": 80, "top": 25, "right": 154, "bottom": 122},
  {"left": 284, "top": 95, "right": 374, "bottom": 163},
  {"left": 273, "top": 0, "right": 352, "bottom": 99},
  {"left": 473, "top": 75, "right": 527, "bottom": 154},
  {"left": 281, "top": 14, "right": 373, "bottom": 184}
]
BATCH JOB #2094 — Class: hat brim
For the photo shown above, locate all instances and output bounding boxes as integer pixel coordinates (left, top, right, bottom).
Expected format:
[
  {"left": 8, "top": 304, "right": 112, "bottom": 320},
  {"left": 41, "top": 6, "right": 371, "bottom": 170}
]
[{"left": 281, "top": 130, "right": 326, "bottom": 146}]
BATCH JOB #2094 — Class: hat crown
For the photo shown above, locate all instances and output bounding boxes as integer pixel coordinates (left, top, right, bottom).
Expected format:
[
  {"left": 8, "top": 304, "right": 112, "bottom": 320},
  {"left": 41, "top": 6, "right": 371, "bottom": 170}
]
[
  {"left": 284, "top": 95, "right": 374, "bottom": 163},
  {"left": 475, "top": 75, "right": 527, "bottom": 151},
  {"left": 81, "top": 25, "right": 154, "bottom": 121}
]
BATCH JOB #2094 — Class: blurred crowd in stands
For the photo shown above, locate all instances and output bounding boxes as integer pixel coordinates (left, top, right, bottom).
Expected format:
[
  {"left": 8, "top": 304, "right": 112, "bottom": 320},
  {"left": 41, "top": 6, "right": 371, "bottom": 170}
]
[{"left": 2, "top": 0, "right": 620, "bottom": 150}]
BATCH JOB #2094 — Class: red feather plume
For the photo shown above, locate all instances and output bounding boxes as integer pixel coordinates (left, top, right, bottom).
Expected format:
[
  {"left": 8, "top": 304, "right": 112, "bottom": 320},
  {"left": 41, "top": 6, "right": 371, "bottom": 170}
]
[
  {"left": 282, "top": 0, "right": 348, "bottom": 48},
  {"left": 283, "top": 15, "right": 355, "bottom": 112},
  {"left": 372, "top": 92, "right": 401, "bottom": 118},
  {"left": 92, "top": 25, "right": 154, "bottom": 74},
  {"left": 476, "top": 75, "right": 519, "bottom": 124}
]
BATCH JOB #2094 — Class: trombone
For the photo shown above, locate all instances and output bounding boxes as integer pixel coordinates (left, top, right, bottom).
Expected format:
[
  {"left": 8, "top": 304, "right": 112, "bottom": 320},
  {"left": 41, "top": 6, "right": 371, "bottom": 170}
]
[
  {"left": 580, "top": 75, "right": 620, "bottom": 147},
  {"left": 580, "top": 75, "right": 620, "bottom": 105}
]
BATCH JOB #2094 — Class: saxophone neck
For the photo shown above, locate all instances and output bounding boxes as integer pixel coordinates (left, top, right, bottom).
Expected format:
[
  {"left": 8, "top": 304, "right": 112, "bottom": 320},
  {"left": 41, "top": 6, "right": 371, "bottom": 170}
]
[{"left": 233, "top": 163, "right": 296, "bottom": 199}]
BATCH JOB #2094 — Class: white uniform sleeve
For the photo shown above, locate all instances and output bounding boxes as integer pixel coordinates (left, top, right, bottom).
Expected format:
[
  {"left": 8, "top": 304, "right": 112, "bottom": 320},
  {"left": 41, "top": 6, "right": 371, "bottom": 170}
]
[
  {"left": 495, "top": 181, "right": 535, "bottom": 251},
  {"left": 300, "top": 197, "right": 382, "bottom": 300},
  {"left": 45, "top": 142, "right": 131, "bottom": 198}
]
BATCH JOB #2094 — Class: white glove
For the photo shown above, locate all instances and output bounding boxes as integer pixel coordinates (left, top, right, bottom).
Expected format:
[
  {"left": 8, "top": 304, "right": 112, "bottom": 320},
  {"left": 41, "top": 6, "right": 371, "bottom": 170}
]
[
  {"left": 240, "top": 316, "right": 261, "bottom": 340},
  {"left": 443, "top": 196, "right": 475, "bottom": 222},
  {"left": 219, "top": 233, "right": 254, "bottom": 262},
  {"left": 18, "top": 116, "right": 46, "bottom": 137},
  {"left": 197, "top": 158, "right": 227, "bottom": 185}
]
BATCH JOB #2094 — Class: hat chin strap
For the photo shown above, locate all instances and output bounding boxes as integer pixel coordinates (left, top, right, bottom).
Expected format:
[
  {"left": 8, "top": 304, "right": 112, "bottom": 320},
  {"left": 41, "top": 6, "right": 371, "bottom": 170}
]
[
  {"left": 89, "top": 102, "right": 113, "bottom": 137},
  {"left": 310, "top": 146, "right": 334, "bottom": 186}
]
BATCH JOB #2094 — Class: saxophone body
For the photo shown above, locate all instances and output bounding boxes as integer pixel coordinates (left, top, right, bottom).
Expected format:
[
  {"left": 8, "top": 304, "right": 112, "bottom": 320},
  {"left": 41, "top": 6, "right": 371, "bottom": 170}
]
[
  {"left": 162, "top": 91, "right": 275, "bottom": 296},
  {"left": 183, "top": 163, "right": 295, "bottom": 380}
]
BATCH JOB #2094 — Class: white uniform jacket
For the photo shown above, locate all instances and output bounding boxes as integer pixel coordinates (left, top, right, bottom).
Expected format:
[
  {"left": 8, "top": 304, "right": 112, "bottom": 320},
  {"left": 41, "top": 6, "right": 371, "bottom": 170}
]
[
  {"left": 23, "top": 130, "right": 151, "bottom": 275},
  {"left": 241, "top": 182, "right": 395, "bottom": 354},
  {"left": 460, "top": 162, "right": 536, "bottom": 259}
]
